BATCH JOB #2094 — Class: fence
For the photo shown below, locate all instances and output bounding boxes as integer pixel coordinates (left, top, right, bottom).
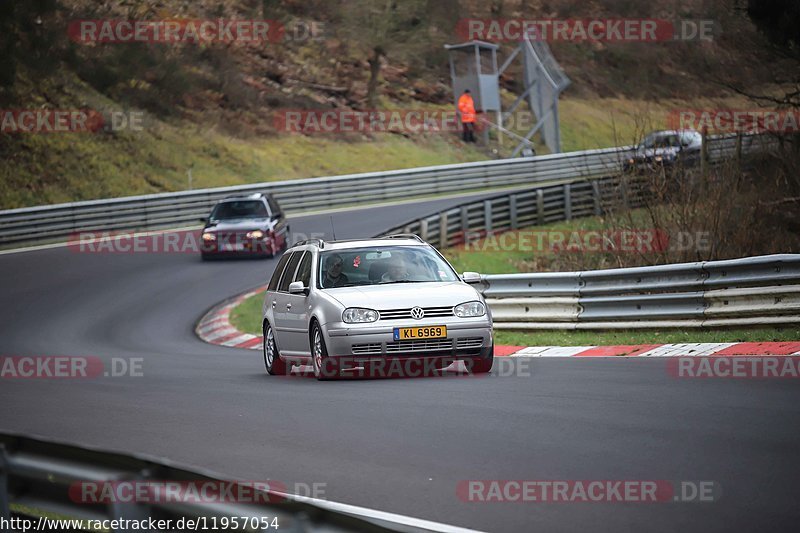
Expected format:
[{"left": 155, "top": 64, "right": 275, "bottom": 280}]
[{"left": 0, "top": 134, "right": 773, "bottom": 247}]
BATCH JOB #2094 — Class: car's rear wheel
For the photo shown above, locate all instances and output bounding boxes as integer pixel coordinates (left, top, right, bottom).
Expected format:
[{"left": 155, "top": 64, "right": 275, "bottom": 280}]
[
  {"left": 263, "top": 322, "right": 287, "bottom": 375},
  {"left": 468, "top": 345, "right": 494, "bottom": 374},
  {"left": 311, "top": 323, "right": 337, "bottom": 380}
]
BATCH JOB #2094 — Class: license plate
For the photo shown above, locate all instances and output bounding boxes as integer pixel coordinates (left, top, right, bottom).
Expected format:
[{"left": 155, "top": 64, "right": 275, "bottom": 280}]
[
  {"left": 222, "top": 242, "right": 245, "bottom": 251},
  {"left": 393, "top": 326, "right": 447, "bottom": 341}
]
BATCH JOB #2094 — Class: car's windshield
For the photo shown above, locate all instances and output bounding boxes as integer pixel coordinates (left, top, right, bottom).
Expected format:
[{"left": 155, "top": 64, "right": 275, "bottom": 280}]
[
  {"left": 641, "top": 133, "right": 681, "bottom": 149},
  {"left": 210, "top": 200, "right": 268, "bottom": 220},
  {"left": 318, "top": 246, "right": 459, "bottom": 288}
]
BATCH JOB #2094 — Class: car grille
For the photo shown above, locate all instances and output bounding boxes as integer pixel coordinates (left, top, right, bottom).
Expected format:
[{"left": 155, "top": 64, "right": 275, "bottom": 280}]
[
  {"left": 456, "top": 337, "right": 484, "bottom": 350},
  {"left": 378, "top": 306, "right": 454, "bottom": 320},
  {"left": 386, "top": 339, "right": 453, "bottom": 353},
  {"left": 352, "top": 343, "right": 382, "bottom": 355},
  {"left": 215, "top": 231, "right": 254, "bottom": 242},
  {"left": 352, "top": 338, "right": 484, "bottom": 356}
]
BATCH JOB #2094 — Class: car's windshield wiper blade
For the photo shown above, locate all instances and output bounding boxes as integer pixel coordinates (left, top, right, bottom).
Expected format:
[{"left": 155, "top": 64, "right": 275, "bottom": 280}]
[{"left": 377, "top": 280, "right": 426, "bottom": 285}]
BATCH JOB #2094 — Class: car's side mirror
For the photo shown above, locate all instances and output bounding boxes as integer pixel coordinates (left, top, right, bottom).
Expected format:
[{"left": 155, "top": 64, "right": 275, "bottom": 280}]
[
  {"left": 461, "top": 272, "right": 482, "bottom": 284},
  {"left": 288, "top": 281, "right": 309, "bottom": 295},
  {"left": 199, "top": 217, "right": 207, "bottom": 224}
]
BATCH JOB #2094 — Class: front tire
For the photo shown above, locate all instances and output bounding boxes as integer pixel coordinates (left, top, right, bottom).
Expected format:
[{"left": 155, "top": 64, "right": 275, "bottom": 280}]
[
  {"left": 263, "top": 322, "right": 287, "bottom": 375},
  {"left": 311, "top": 322, "right": 338, "bottom": 380}
]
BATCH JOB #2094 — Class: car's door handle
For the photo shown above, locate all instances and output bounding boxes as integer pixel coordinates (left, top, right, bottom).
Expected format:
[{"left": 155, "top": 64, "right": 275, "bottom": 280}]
[
  {"left": 271, "top": 301, "right": 277, "bottom": 308},
  {"left": 286, "top": 303, "right": 292, "bottom": 309}
]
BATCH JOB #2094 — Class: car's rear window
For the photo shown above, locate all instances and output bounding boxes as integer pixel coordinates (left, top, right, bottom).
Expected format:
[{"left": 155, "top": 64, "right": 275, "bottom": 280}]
[{"left": 210, "top": 200, "right": 268, "bottom": 220}]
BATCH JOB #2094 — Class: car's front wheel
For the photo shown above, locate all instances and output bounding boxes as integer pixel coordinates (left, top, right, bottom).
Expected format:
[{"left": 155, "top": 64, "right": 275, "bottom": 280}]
[
  {"left": 263, "top": 322, "right": 287, "bottom": 375},
  {"left": 311, "top": 322, "right": 338, "bottom": 380}
]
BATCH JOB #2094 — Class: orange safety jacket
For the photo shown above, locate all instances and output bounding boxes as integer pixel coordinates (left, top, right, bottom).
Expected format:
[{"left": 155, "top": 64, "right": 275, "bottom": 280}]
[{"left": 457, "top": 93, "right": 476, "bottom": 123}]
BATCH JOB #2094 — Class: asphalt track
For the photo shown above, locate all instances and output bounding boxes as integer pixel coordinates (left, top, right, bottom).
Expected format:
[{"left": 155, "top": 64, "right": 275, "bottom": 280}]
[{"left": 1, "top": 193, "right": 799, "bottom": 532}]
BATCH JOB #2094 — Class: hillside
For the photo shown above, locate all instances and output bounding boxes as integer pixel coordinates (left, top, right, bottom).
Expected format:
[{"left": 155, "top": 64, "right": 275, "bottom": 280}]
[{"left": 0, "top": 0, "right": 790, "bottom": 209}]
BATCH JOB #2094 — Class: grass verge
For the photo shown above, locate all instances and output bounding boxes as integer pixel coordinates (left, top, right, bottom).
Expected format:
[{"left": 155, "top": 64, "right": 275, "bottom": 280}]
[
  {"left": 494, "top": 328, "right": 800, "bottom": 347},
  {"left": 228, "top": 293, "right": 264, "bottom": 337},
  {"left": 227, "top": 290, "right": 799, "bottom": 346}
]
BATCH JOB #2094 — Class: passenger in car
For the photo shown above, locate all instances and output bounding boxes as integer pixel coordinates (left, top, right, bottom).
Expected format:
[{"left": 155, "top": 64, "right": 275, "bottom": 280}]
[{"left": 322, "top": 253, "right": 350, "bottom": 288}]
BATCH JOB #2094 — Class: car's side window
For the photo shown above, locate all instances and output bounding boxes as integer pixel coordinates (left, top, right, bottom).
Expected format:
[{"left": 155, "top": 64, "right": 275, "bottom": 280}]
[
  {"left": 267, "top": 196, "right": 281, "bottom": 218},
  {"left": 268, "top": 253, "right": 292, "bottom": 291},
  {"left": 277, "top": 252, "right": 302, "bottom": 292},
  {"left": 294, "top": 252, "right": 312, "bottom": 287}
]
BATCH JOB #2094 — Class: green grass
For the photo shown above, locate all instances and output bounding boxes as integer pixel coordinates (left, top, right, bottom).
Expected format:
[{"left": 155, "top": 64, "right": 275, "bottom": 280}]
[
  {"left": 0, "top": 123, "right": 489, "bottom": 209},
  {"left": 2, "top": 65, "right": 760, "bottom": 210},
  {"left": 229, "top": 292, "right": 265, "bottom": 336},
  {"left": 442, "top": 210, "right": 658, "bottom": 275},
  {"left": 495, "top": 328, "right": 800, "bottom": 347}
]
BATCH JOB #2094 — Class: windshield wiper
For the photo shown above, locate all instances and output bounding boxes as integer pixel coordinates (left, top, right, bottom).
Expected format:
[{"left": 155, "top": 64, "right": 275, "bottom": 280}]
[{"left": 377, "top": 280, "right": 427, "bottom": 285}]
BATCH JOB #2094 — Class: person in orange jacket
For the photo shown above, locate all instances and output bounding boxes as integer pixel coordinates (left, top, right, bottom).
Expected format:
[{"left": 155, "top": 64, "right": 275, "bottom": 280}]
[{"left": 457, "top": 89, "right": 476, "bottom": 143}]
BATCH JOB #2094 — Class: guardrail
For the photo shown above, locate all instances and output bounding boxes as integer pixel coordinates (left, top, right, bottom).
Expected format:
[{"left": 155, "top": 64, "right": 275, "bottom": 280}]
[
  {"left": 0, "top": 133, "right": 773, "bottom": 246},
  {"left": 374, "top": 136, "right": 796, "bottom": 329},
  {"left": 479, "top": 255, "right": 800, "bottom": 329},
  {"left": 0, "top": 433, "right": 456, "bottom": 533},
  {"left": 384, "top": 174, "right": 651, "bottom": 249}
]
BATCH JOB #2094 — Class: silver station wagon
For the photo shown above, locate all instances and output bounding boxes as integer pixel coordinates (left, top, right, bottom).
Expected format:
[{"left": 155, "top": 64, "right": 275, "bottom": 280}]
[{"left": 261, "top": 235, "right": 494, "bottom": 380}]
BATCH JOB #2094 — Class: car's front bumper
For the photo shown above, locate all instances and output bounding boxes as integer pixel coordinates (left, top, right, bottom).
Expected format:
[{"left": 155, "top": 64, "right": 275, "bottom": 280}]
[
  {"left": 323, "top": 318, "right": 493, "bottom": 363},
  {"left": 201, "top": 239, "right": 278, "bottom": 257}
]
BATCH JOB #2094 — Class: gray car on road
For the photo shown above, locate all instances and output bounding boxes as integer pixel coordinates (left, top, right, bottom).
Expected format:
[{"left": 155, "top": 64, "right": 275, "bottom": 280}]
[
  {"left": 262, "top": 235, "right": 494, "bottom": 380},
  {"left": 624, "top": 129, "right": 703, "bottom": 171}
]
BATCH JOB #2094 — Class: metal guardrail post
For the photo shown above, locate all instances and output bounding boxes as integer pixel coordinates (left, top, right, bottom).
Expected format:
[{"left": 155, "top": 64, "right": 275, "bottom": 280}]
[
  {"left": 439, "top": 212, "right": 448, "bottom": 249},
  {"left": 509, "top": 195, "right": 518, "bottom": 230},
  {"left": 536, "top": 189, "right": 545, "bottom": 225},
  {"left": 419, "top": 219, "right": 429, "bottom": 242},
  {"left": 563, "top": 184, "right": 572, "bottom": 221},
  {"left": 484, "top": 200, "right": 493, "bottom": 234},
  {"left": 460, "top": 206, "right": 469, "bottom": 243},
  {"left": 620, "top": 177, "right": 630, "bottom": 210},
  {"left": 591, "top": 181, "right": 602, "bottom": 216}
]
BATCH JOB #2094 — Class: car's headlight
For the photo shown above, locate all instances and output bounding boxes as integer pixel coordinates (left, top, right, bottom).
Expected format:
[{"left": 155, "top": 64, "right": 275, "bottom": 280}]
[
  {"left": 454, "top": 301, "right": 486, "bottom": 318},
  {"left": 343, "top": 308, "right": 379, "bottom": 323},
  {"left": 246, "top": 230, "right": 265, "bottom": 239},
  {"left": 202, "top": 232, "right": 216, "bottom": 241}
]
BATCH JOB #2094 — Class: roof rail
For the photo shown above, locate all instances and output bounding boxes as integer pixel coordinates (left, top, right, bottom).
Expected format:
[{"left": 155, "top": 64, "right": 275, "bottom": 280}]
[
  {"left": 293, "top": 238, "right": 325, "bottom": 249},
  {"left": 380, "top": 234, "right": 425, "bottom": 243},
  {"left": 223, "top": 192, "right": 263, "bottom": 200}
]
